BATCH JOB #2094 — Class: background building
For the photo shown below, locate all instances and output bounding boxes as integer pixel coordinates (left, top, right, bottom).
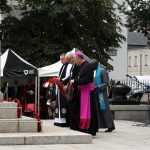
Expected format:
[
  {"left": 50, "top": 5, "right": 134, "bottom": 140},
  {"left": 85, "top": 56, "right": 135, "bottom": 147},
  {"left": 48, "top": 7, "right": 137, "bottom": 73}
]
[
  {"left": 128, "top": 32, "right": 149, "bottom": 76},
  {"left": 109, "top": 0, "right": 128, "bottom": 80}
]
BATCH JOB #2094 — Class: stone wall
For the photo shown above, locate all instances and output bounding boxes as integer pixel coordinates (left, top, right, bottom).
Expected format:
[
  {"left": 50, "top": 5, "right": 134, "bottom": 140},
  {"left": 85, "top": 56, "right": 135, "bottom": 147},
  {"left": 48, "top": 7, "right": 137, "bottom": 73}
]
[{"left": 128, "top": 48, "right": 150, "bottom": 76}]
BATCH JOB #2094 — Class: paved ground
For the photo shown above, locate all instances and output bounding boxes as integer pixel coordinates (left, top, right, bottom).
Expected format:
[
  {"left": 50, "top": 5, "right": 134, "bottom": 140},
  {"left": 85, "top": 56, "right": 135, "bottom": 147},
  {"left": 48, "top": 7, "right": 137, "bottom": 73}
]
[{"left": 0, "top": 120, "right": 150, "bottom": 150}]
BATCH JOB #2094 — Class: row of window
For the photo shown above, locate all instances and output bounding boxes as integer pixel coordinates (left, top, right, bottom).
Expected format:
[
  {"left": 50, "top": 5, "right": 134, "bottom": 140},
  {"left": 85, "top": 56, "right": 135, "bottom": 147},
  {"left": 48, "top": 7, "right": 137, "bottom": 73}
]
[{"left": 128, "top": 55, "right": 148, "bottom": 67}]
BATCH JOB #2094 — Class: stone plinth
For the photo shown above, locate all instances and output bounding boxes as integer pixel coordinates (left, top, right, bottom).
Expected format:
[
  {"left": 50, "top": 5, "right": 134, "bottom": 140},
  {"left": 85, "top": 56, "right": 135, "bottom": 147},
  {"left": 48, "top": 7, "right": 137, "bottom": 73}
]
[
  {"left": 19, "top": 116, "right": 38, "bottom": 133},
  {"left": 0, "top": 107, "right": 18, "bottom": 119},
  {"left": 0, "top": 101, "right": 17, "bottom": 107},
  {"left": 0, "top": 101, "right": 39, "bottom": 133},
  {"left": 110, "top": 105, "right": 150, "bottom": 123},
  {"left": 0, "top": 117, "right": 38, "bottom": 133}
]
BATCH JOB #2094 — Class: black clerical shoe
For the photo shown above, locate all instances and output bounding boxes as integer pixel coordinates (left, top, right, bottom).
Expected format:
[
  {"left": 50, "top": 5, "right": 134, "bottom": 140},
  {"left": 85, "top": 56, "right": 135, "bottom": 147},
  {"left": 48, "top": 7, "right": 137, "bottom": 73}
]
[{"left": 105, "top": 127, "right": 115, "bottom": 132}]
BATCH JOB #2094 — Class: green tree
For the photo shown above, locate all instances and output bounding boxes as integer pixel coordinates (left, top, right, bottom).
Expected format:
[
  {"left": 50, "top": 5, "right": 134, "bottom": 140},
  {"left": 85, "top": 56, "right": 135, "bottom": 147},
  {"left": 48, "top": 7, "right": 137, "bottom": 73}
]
[
  {"left": 0, "top": 0, "right": 10, "bottom": 12},
  {"left": 123, "top": 0, "right": 150, "bottom": 38},
  {"left": 0, "top": 0, "right": 125, "bottom": 68}
]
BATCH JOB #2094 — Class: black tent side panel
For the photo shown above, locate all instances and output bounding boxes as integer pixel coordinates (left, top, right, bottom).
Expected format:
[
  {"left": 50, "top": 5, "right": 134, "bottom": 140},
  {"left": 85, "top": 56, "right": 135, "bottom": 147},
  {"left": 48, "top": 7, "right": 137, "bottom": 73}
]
[{"left": 3, "top": 50, "right": 37, "bottom": 77}]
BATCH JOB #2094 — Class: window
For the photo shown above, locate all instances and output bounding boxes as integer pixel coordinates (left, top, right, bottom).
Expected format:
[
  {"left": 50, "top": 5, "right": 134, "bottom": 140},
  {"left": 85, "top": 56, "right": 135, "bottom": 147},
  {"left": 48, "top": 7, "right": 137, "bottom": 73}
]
[
  {"left": 128, "top": 56, "right": 131, "bottom": 67},
  {"left": 145, "top": 55, "right": 148, "bottom": 66},
  {"left": 134, "top": 56, "right": 137, "bottom": 67}
]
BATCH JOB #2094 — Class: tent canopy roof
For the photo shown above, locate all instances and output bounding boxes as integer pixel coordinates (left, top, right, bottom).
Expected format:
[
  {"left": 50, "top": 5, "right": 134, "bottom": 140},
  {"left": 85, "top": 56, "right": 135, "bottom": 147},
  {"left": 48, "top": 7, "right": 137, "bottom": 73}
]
[
  {"left": 39, "top": 61, "right": 62, "bottom": 77},
  {"left": 0, "top": 49, "right": 37, "bottom": 77}
]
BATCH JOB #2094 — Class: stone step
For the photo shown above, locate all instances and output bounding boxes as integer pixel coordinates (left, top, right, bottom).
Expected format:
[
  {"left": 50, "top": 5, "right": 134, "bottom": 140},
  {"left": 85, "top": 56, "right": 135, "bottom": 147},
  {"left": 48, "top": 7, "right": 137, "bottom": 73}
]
[
  {"left": 0, "top": 101, "right": 17, "bottom": 107},
  {"left": 0, "top": 101, "right": 18, "bottom": 119},
  {"left": 0, "top": 116, "right": 38, "bottom": 133},
  {"left": 0, "top": 107, "right": 18, "bottom": 119},
  {"left": 0, "top": 120, "right": 92, "bottom": 145}
]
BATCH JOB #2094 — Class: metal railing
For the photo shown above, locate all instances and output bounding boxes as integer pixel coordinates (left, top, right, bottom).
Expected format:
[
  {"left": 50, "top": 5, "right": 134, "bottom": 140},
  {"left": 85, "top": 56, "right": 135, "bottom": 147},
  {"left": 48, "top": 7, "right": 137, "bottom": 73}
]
[{"left": 111, "top": 79, "right": 150, "bottom": 93}]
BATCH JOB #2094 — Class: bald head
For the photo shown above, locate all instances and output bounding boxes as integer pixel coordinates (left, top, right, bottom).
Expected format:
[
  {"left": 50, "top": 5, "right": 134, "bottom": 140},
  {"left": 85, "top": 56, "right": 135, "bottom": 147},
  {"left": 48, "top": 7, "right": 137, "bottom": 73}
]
[{"left": 65, "top": 51, "right": 74, "bottom": 64}]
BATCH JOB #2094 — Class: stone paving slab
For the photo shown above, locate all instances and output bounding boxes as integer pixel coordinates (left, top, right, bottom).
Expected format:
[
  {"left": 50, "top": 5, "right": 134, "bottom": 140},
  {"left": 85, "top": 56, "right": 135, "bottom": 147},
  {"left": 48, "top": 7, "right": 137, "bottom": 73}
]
[
  {"left": 0, "top": 120, "right": 150, "bottom": 149},
  {"left": 0, "top": 120, "right": 92, "bottom": 145}
]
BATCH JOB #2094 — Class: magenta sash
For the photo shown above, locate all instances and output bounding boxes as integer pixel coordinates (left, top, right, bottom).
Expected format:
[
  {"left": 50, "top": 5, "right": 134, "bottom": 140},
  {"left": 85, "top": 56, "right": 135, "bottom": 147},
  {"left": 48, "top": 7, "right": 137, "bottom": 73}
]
[{"left": 78, "top": 83, "right": 94, "bottom": 129}]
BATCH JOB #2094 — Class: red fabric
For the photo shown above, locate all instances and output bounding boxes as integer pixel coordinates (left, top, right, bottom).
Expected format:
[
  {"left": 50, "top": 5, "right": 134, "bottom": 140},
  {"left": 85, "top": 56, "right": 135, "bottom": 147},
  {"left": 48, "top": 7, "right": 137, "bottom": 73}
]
[
  {"left": 4, "top": 98, "right": 22, "bottom": 118},
  {"left": 57, "top": 82, "right": 75, "bottom": 101},
  {"left": 34, "top": 112, "right": 42, "bottom": 132},
  {"left": 57, "top": 82, "right": 65, "bottom": 94},
  {"left": 24, "top": 103, "right": 35, "bottom": 118},
  {"left": 42, "top": 77, "right": 59, "bottom": 88},
  {"left": 14, "top": 98, "right": 22, "bottom": 118},
  {"left": 26, "top": 103, "right": 35, "bottom": 112},
  {"left": 48, "top": 77, "right": 58, "bottom": 83},
  {"left": 42, "top": 82, "right": 50, "bottom": 88},
  {"left": 79, "top": 119, "right": 90, "bottom": 129}
]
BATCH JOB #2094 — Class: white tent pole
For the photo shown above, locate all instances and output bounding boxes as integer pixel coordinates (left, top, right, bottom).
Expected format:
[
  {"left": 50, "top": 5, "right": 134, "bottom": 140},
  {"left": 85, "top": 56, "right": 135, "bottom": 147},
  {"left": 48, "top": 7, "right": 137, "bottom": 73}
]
[
  {"left": 0, "top": 40, "right": 1, "bottom": 91},
  {"left": 0, "top": 40, "right": 3, "bottom": 100},
  {"left": 38, "top": 75, "right": 40, "bottom": 115},
  {"left": 35, "top": 76, "right": 38, "bottom": 113}
]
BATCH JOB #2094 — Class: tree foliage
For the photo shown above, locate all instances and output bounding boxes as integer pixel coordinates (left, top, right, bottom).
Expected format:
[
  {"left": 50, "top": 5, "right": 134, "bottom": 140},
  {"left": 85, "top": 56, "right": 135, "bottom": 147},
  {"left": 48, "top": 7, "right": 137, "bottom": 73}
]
[
  {"left": 0, "top": 0, "right": 10, "bottom": 12},
  {"left": 122, "top": 0, "right": 150, "bottom": 39},
  {"left": 0, "top": 0, "right": 125, "bottom": 69}
]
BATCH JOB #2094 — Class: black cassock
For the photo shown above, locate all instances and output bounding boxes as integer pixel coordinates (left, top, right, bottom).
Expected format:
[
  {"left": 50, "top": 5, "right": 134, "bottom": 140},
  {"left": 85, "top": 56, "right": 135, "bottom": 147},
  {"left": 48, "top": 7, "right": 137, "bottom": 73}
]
[
  {"left": 70, "top": 61, "right": 98, "bottom": 136},
  {"left": 54, "top": 63, "right": 72, "bottom": 127}
]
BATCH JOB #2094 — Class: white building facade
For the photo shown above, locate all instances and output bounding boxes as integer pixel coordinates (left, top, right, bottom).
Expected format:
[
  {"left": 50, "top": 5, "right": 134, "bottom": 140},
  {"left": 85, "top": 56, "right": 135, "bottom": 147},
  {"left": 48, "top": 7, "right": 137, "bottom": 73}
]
[
  {"left": 128, "top": 48, "right": 150, "bottom": 76},
  {"left": 127, "top": 32, "right": 150, "bottom": 76},
  {"left": 109, "top": 0, "right": 128, "bottom": 80}
]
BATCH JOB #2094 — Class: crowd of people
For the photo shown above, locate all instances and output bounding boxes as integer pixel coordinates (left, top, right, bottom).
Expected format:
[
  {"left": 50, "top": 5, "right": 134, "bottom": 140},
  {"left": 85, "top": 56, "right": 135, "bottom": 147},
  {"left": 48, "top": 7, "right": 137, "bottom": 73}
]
[{"left": 48, "top": 51, "right": 115, "bottom": 136}]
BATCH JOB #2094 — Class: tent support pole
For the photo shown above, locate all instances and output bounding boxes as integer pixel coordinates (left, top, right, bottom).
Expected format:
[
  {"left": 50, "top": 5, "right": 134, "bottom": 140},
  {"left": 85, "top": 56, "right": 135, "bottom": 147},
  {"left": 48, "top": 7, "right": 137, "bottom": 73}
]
[
  {"left": 0, "top": 40, "right": 1, "bottom": 91},
  {"left": 35, "top": 76, "right": 38, "bottom": 113},
  {"left": 38, "top": 74, "right": 40, "bottom": 115},
  {"left": 0, "top": 41, "right": 3, "bottom": 100}
]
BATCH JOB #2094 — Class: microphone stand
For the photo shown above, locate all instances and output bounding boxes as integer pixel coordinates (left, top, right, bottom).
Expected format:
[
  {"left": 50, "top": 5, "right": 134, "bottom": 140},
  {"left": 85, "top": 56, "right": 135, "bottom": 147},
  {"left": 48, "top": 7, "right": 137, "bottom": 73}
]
[{"left": 127, "top": 75, "right": 150, "bottom": 127}]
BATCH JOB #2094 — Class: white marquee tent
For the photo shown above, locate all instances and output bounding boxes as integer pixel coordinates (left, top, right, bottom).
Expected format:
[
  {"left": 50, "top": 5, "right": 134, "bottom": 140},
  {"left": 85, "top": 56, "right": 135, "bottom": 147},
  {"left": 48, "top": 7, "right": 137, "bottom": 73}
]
[{"left": 39, "top": 61, "right": 62, "bottom": 77}]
